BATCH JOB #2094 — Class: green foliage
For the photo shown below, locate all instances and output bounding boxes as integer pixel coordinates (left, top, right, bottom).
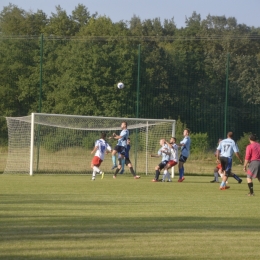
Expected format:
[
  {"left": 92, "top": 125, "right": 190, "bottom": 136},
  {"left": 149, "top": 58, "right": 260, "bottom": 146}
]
[
  {"left": 190, "top": 132, "right": 210, "bottom": 154},
  {"left": 235, "top": 132, "right": 251, "bottom": 164},
  {"left": 0, "top": 4, "right": 260, "bottom": 150}
]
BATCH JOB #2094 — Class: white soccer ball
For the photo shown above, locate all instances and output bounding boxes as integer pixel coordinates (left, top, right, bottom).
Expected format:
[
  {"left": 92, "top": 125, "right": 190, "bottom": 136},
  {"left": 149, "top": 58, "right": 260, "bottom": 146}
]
[{"left": 117, "top": 82, "right": 124, "bottom": 89}]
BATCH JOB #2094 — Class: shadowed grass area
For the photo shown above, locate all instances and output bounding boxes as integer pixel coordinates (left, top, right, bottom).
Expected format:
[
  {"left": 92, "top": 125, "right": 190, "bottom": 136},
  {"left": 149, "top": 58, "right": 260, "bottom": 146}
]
[{"left": 0, "top": 175, "right": 259, "bottom": 259}]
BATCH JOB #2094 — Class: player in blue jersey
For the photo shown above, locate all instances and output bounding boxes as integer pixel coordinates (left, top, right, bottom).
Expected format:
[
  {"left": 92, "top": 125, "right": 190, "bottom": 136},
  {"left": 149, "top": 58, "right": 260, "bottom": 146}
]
[
  {"left": 109, "top": 121, "right": 129, "bottom": 178},
  {"left": 177, "top": 128, "right": 191, "bottom": 182},
  {"left": 216, "top": 131, "right": 243, "bottom": 190},
  {"left": 151, "top": 139, "right": 170, "bottom": 182},
  {"left": 210, "top": 138, "right": 243, "bottom": 184},
  {"left": 114, "top": 138, "right": 140, "bottom": 179},
  {"left": 90, "top": 132, "right": 112, "bottom": 180}
]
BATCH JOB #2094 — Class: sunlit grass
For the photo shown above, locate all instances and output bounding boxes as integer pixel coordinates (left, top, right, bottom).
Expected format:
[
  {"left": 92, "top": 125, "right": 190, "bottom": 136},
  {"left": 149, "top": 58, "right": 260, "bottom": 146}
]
[{"left": 0, "top": 174, "right": 259, "bottom": 259}]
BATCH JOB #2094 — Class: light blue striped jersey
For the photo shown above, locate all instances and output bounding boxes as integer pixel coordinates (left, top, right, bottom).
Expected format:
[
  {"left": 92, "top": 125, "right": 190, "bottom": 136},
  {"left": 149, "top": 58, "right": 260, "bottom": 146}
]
[
  {"left": 180, "top": 136, "right": 191, "bottom": 157},
  {"left": 217, "top": 138, "right": 239, "bottom": 158},
  {"left": 117, "top": 129, "right": 129, "bottom": 147}
]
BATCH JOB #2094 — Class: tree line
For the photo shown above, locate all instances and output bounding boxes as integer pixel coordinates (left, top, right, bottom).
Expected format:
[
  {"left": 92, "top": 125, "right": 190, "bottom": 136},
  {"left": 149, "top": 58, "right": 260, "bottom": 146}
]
[{"left": 1, "top": 3, "right": 260, "bottom": 147}]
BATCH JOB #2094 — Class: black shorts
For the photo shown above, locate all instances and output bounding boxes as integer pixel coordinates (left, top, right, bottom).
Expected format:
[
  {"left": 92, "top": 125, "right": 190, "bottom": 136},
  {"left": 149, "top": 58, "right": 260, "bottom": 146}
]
[
  {"left": 179, "top": 155, "right": 187, "bottom": 163},
  {"left": 158, "top": 160, "right": 169, "bottom": 170},
  {"left": 118, "top": 157, "right": 131, "bottom": 165},
  {"left": 220, "top": 157, "right": 232, "bottom": 175},
  {"left": 114, "top": 145, "right": 126, "bottom": 156}
]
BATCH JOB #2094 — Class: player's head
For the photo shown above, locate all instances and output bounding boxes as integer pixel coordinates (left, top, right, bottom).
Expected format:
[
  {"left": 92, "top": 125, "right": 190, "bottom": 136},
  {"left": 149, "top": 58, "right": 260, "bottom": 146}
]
[
  {"left": 121, "top": 121, "right": 127, "bottom": 129},
  {"left": 183, "top": 128, "right": 190, "bottom": 136},
  {"left": 249, "top": 134, "right": 257, "bottom": 142},
  {"left": 101, "top": 132, "right": 106, "bottom": 139},
  {"left": 170, "top": 137, "right": 176, "bottom": 144},
  {"left": 227, "top": 132, "right": 233, "bottom": 138},
  {"left": 160, "top": 139, "right": 166, "bottom": 146},
  {"left": 127, "top": 138, "right": 130, "bottom": 144}
]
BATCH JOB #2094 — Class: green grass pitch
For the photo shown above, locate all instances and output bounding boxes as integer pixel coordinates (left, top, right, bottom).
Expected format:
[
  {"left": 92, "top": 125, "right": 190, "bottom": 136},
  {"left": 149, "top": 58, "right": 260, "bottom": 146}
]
[{"left": 1, "top": 174, "right": 260, "bottom": 260}]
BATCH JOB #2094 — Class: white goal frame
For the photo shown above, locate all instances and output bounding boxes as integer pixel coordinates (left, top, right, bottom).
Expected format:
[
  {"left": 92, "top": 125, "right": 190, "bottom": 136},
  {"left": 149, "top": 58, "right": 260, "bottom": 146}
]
[{"left": 5, "top": 113, "right": 176, "bottom": 176}]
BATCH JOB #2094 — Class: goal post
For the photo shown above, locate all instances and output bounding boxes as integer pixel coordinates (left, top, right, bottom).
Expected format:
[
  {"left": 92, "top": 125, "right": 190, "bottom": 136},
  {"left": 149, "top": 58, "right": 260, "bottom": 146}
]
[{"left": 4, "top": 113, "right": 176, "bottom": 176}]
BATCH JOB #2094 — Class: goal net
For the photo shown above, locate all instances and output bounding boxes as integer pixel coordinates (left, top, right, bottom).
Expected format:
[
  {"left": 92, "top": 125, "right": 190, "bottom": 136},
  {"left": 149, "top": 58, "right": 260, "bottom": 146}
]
[{"left": 4, "top": 113, "right": 175, "bottom": 175}]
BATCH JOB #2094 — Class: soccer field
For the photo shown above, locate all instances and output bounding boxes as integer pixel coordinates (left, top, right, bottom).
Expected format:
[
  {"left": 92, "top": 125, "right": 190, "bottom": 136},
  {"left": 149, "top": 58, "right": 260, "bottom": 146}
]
[{"left": 0, "top": 174, "right": 260, "bottom": 260}]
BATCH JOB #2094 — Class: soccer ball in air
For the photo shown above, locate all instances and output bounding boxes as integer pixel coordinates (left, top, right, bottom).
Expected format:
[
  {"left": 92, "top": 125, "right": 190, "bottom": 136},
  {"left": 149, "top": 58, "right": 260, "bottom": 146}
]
[{"left": 117, "top": 82, "right": 124, "bottom": 89}]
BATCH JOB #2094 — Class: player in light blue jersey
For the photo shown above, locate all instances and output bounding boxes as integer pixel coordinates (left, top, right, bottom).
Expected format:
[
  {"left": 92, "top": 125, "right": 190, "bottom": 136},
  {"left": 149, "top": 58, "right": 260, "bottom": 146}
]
[
  {"left": 177, "top": 128, "right": 191, "bottom": 182},
  {"left": 151, "top": 139, "right": 170, "bottom": 182},
  {"left": 114, "top": 138, "right": 140, "bottom": 179},
  {"left": 109, "top": 121, "right": 129, "bottom": 178},
  {"left": 216, "top": 131, "right": 243, "bottom": 190}
]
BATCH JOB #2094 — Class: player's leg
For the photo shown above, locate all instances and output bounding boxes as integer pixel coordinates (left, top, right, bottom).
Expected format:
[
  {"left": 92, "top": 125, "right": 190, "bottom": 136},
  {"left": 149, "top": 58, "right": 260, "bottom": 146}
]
[
  {"left": 152, "top": 165, "right": 160, "bottom": 182},
  {"left": 111, "top": 146, "right": 118, "bottom": 169},
  {"left": 91, "top": 162, "right": 96, "bottom": 180},
  {"left": 114, "top": 158, "right": 122, "bottom": 178},
  {"left": 152, "top": 161, "right": 167, "bottom": 182},
  {"left": 210, "top": 167, "right": 219, "bottom": 183},
  {"left": 219, "top": 157, "right": 231, "bottom": 190},
  {"left": 93, "top": 165, "right": 104, "bottom": 179},
  {"left": 247, "top": 177, "right": 254, "bottom": 196},
  {"left": 127, "top": 160, "right": 140, "bottom": 179},
  {"left": 120, "top": 156, "right": 125, "bottom": 174},
  {"left": 164, "top": 161, "right": 176, "bottom": 182},
  {"left": 246, "top": 161, "right": 260, "bottom": 196},
  {"left": 113, "top": 147, "right": 126, "bottom": 178},
  {"left": 91, "top": 157, "right": 104, "bottom": 180},
  {"left": 230, "top": 172, "right": 242, "bottom": 183},
  {"left": 178, "top": 156, "right": 186, "bottom": 182}
]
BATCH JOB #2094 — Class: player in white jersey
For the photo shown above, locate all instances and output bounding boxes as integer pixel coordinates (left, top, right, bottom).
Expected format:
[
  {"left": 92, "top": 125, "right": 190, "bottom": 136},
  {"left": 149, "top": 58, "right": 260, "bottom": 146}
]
[
  {"left": 151, "top": 139, "right": 170, "bottom": 182},
  {"left": 216, "top": 131, "right": 243, "bottom": 190},
  {"left": 162, "top": 137, "right": 179, "bottom": 182},
  {"left": 91, "top": 132, "right": 112, "bottom": 180}
]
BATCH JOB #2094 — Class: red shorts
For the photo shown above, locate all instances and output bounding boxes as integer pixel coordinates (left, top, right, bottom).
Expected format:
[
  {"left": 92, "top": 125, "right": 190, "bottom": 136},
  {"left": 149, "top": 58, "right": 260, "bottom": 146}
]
[
  {"left": 167, "top": 160, "right": 178, "bottom": 167},
  {"left": 91, "top": 156, "right": 103, "bottom": 167},
  {"left": 217, "top": 163, "right": 222, "bottom": 170}
]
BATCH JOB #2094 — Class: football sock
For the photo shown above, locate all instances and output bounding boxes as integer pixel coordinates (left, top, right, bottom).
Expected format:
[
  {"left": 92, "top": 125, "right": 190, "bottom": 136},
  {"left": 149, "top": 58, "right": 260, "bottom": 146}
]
[
  {"left": 155, "top": 170, "right": 160, "bottom": 180},
  {"left": 93, "top": 166, "right": 100, "bottom": 173},
  {"left": 114, "top": 168, "right": 120, "bottom": 176},
  {"left": 92, "top": 171, "right": 96, "bottom": 178},
  {"left": 248, "top": 182, "right": 254, "bottom": 194},
  {"left": 220, "top": 181, "right": 225, "bottom": 187},
  {"left": 129, "top": 167, "right": 135, "bottom": 176},
  {"left": 179, "top": 167, "right": 184, "bottom": 179},
  {"left": 121, "top": 158, "right": 125, "bottom": 171},
  {"left": 233, "top": 174, "right": 241, "bottom": 182},
  {"left": 112, "top": 155, "right": 117, "bottom": 166},
  {"left": 214, "top": 172, "right": 219, "bottom": 182}
]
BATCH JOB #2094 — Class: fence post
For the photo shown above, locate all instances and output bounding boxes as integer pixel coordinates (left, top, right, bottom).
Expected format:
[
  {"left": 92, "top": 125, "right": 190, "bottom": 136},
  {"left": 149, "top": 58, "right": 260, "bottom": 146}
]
[
  {"left": 37, "top": 34, "right": 44, "bottom": 172},
  {"left": 134, "top": 44, "right": 141, "bottom": 174},
  {"left": 224, "top": 53, "right": 230, "bottom": 137}
]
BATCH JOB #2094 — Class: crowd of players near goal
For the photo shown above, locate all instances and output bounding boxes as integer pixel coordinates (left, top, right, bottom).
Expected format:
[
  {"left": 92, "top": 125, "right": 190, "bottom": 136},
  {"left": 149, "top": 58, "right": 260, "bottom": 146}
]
[{"left": 90, "top": 121, "right": 260, "bottom": 196}]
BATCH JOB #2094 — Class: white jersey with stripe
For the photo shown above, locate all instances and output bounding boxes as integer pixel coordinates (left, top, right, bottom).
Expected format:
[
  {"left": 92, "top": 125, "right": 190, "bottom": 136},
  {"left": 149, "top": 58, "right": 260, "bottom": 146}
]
[
  {"left": 94, "top": 139, "right": 112, "bottom": 160},
  {"left": 169, "top": 143, "right": 178, "bottom": 162}
]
